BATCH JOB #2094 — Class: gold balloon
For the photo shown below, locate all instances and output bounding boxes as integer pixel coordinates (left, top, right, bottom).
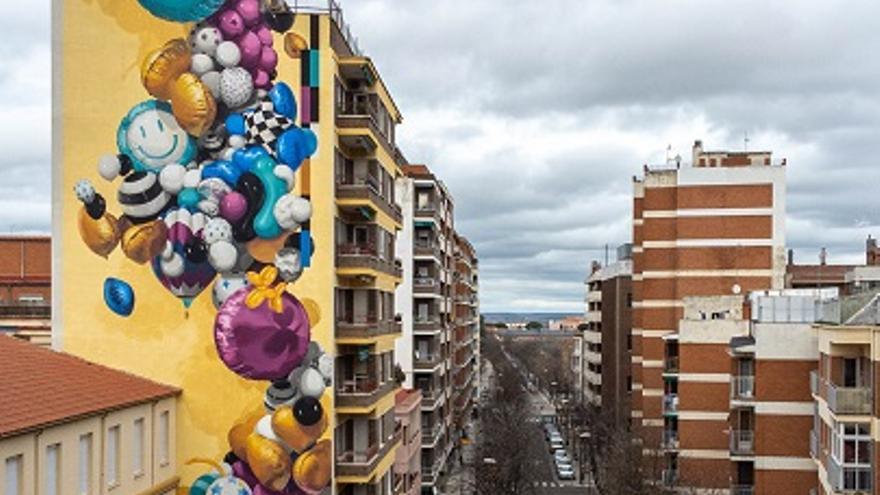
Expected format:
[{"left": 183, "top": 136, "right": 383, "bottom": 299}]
[
  {"left": 283, "top": 32, "right": 308, "bottom": 59},
  {"left": 292, "top": 440, "right": 332, "bottom": 494},
  {"left": 141, "top": 39, "right": 191, "bottom": 100},
  {"left": 245, "top": 432, "right": 291, "bottom": 491},
  {"left": 121, "top": 220, "right": 168, "bottom": 264},
  {"left": 271, "top": 404, "right": 327, "bottom": 453},
  {"left": 170, "top": 72, "right": 217, "bottom": 137},
  {"left": 300, "top": 298, "right": 321, "bottom": 326},
  {"left": 77, "top": 207, "right": 120, "bottom": 258},
  {"left": 247, "top": 232, "right": 291, "bottom": 264},
  {"left": 228, "top": 411, "right": 262, "bottom": 461}
]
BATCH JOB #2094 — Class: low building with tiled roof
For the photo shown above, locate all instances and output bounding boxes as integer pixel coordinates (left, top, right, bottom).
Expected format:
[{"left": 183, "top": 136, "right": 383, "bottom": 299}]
[{"left": 0, "top": 335, "right": 180, "bottom": 495}]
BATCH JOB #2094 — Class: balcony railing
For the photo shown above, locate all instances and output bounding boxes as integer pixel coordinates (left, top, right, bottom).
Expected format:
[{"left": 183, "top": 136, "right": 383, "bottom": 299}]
[
  {"left": 414, "top": 353, "right": 442, "bottom": 369},
  {"left": 730, "top": 485, "right": 754, "bottom": 495},
  {"left": 826, "top": 381, "right": 872, "bottom": 415},
  {"left": 336, "top": 377, "right": 397, "bottom": 408},
  {"left": 336, "top": 243, "right": 402, "bottom": 278},
  {"left": 336, "top": 174, "right": 402, "bottom": 224},
  {"left": 810, "top": 370, "right": 819, "bottom": 396},
  {"left": 413, "top": 241, "right": 442, "bottom": 260},
  {"left": 414, "top": 318, "right": 442, "bottom": 333},
  {"left": 662, "top": 394, "right": 679, "bottom": 415},
  {"left": 827, "top": 457, "right": 872, "bottom": 493},
  {"left": 809, "top": 429, "right": 818, "bottom": 459},
  {"left": 661, "top": 430, "right": 679, "bottom": 449},
  {"left": 336, "top": 314, "right": 401, "bottom": 339},
  {"left": 731, "top": 376, "right": 755, "bottom": 400},
  {"left": 661, "top": 469, "right": 679, "bottom": 487},
  {"left": 0, "top": 303, "right": 50, "bottom": 318},
  {"left": 336, "top": 93, "right": 399, "bottom": 162},
  {"left": 730, "top": 430, "right": 754, "bottom": 456},
  {"left": 414, "top": 277, "right": 441, "bottom": 295},
  {"left": 336, "top": 427, "right": 403, "bottom": 478},
  {"left": 664, "top": 356, "right": 679, "bottom": 374}
]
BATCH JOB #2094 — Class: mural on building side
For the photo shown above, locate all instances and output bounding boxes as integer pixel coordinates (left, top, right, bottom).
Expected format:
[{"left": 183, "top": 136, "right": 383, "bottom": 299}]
[{"left": 72, "top": 1, "right": 331, "bottom": 493}]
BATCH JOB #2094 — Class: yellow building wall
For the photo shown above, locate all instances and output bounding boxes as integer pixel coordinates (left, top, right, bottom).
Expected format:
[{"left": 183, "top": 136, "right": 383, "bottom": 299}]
[{"left": 54, "top": 1, "right": 337, "bottom": 486}]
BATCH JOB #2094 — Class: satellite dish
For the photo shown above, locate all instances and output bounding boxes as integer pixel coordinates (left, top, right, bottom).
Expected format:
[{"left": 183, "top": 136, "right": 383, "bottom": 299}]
[{"left": 732, "top": 284, "right": 742, "bottom": 295}]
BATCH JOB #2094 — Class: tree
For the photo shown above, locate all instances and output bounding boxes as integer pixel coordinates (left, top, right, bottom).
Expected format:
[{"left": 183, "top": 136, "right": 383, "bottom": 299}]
[{"left": 526, "top": 321, "right": 543, "bottom": 330}]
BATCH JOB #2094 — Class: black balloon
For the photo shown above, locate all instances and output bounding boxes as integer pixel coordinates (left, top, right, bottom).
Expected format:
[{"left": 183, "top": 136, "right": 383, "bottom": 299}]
[
  {"left": 86, "top": 193, "right": 107, "bottom": 220},
  {"left": 293, "top": 396, "right": 322, "bottom": 427},
  {"left": 118, "top": 154, "right": 133, "bottom": 177},
  {"left": 184, "top": 240, "right": 209, "bottom": 263},
  {"left": 265, "top": 10, "right": 294, "bottom": 33},
  {"left": 232, "top": 172, "right": 264, "bottom": 243}
]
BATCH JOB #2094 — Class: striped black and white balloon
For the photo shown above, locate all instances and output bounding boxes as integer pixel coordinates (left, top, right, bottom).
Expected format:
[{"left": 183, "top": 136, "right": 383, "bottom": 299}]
[{"left": 117, "top": 171, "right": 170, "bottom": 223}]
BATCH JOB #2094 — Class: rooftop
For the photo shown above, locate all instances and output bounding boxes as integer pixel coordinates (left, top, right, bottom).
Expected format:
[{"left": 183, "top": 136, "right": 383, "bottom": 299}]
[{"left": 0, "top": 335, "right": 179, "bottom": 439}]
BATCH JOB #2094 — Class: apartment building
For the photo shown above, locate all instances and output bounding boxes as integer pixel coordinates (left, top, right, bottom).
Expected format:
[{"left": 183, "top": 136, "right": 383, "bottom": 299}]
[
  {"left": 0, "top": 335, "right": 179, "bottom": 495},
  {"left": 452, "top": 234, "right": 480, "bottom": 437},
  {"left": 631, "top": 140, "right": 786, "bottom": 480},
  {"left": 0, "top": 236, "right": 50, "bottom": 345},
  {"left": 581, "top": 246, "right": 633, "bottom": 426},
  {"left": 811, "top": 291, "right": 880, "bottom": 494},
  {"left": 394, "top": 389, "right": 423, "bottom": 495},
  {"left": 395, "top": 164, "right": 459, "bottom": 493}
]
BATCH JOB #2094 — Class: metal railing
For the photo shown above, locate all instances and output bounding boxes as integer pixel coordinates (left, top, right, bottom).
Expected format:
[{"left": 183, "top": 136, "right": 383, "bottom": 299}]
[
  {"left": 291, "top": 0, "right": 363, "bottom": 55},
  {"left": 731, "top": 376, "right": 755, "bottom": 400},
  {"left": 662, "top": 394, "right": 679, "bottom": 415},
  {"left": 810, "top": 370, "right": 819, "bottom": 396},
  {"left": 664, "top": 356, "right": 679, "bottom": 373},
  {"left": 730, "top": 430, "right": 754, "bottom": 456},
  {"left": 809, "top": 429, "right": 818, "bottom": 459},
  {"left": 661, "top": 430, "right": 679, "bottom": 449},
  {"left": 729, "top": 485, "right": 754, "bottom": 495},
  {"left": 661, "top": 469, "right": 679, "bottom": 487}
]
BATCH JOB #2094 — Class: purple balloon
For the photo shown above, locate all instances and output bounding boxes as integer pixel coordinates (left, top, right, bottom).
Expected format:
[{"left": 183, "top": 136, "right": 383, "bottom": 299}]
[
  {"left": 218, "top": 9, "right": 245, "bottom": 38},
  {"left": 253, "top": 69, "right": 271, "bottom": 89},
  {"left": 234, "top": 0, "right": 261, "bottom": 26},
  {"left": 256, "top": 24, "right": 273, "bottom": 46},
  {"left": 259, "top": 46, "right": 278, "bottom": 72},
  {"left": 151, "top": 209, "right": 216, "bottom": 308},
  {"left": 214, "top": 287, "right": 311, "bottom": 380},
  {"left": 220, "top": 191, "right": 248, "bottom": 222},
  {"left": 237, "top": 31, "right": 262, "bottom": 69}
]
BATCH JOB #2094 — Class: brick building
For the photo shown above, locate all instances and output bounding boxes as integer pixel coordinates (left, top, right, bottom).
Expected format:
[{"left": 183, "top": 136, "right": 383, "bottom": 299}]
[
  {"left": 631, "top": 140, "right": 787, "bottom": 488},
  {"left": 0, "top": 236, "right": 50, "bottom": 345}
]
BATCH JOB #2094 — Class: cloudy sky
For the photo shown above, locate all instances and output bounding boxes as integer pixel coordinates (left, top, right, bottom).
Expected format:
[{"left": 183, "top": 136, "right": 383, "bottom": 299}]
[{"left": 5, "top": 1, "right": 880, "bottom": 312}]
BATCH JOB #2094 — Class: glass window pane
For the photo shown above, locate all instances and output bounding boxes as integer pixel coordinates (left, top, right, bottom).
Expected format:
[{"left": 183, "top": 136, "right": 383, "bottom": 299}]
[
  {"left": 107, "top": 425, "right": 119, "bottom": 486},
  {"left": 5, "top": 456, "right": 21, "bottom": 495},
  {"left": 45, "top": 444, "right": 59, "bottom": 495},
  {"left": 133, "top": 418, "right": 144, "bottom": 476},
  {"left": 79, "top": 434, "right": 92, "bottom": 495},
  {"left": 159, "top": 411, "right": 170, "bottom": 466}
]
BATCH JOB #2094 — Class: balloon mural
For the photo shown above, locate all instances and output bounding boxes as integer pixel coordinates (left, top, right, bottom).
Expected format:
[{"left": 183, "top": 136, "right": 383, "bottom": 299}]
[{"left": 74, "top": 1, "right": 332, "bottom": 493}]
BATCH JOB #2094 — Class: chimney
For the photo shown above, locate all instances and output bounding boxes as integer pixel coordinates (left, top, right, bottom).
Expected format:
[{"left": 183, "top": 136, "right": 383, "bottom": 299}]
[
  {"left": 692, "top": 140, "right": 704, "bottom": 166},
  {"left": 591, "top": 260, "right": 601, "bottom": 274},
  {"left": 868, "top": 235, "right": 879, "bottom": 266},
  {"left": 787, "top": 249, "right": 793, "bottom": 266},
  {"left": 819, "top": 247, "right": 827, "bottom": 266}
]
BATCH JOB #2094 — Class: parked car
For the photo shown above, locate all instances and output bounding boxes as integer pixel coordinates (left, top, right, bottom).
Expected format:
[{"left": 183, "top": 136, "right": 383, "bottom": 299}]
[
  {"left": 557, "top": 465, "right": 575, "bottom": 480},
  {"left": 554, "top": 450, "right": 571, "bottom": 464},
  {"left": 549, "top": 439, "right": 564, "bottom": 451}
]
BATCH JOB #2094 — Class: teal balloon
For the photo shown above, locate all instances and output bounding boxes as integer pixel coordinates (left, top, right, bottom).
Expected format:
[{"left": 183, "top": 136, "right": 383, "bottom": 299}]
[
  {"left": 250, "top": 155, "right": 287, "bottom": 239},
  {"left": 104, "top": 278, "right": 134, "bottom": 317},
  {"left": 136, "top": 0, "right": 224, "bottom": 22},
  {"left": 188, "top": 473, "right": 219, "bottom": 495},
  {"left": 178, "top": 187, "right": 201, "bottom": 210}
]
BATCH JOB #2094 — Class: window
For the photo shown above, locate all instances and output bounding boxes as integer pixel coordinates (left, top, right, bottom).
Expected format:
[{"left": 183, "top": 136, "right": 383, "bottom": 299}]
[
  {"left": 45, "top": 443, "right": 60, "bottom": 495},
  {"left": 79, "top": 434, "right": 92, "bottom": 495},
  {"left": 834, "top": 422, "right": 872, "bottom": 491},
  {"left": 5, "top": 455, "right": 22, "bottom": 495},
  {"left": 107, "top": 425, "right": 120, "bottom": 487},
  {"left": 133, "top": 418, "right": 145, "bottom": 477},
  {"left": 159, "top": 411, "right": 170, "bottom": 466}
]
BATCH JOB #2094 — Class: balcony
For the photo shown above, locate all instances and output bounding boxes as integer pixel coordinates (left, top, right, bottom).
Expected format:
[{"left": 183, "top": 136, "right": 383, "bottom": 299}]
[
  {"left": 826, "top": 381, "right": 872, "bottom": 415},
  {"left": 414, "top": 204, "right": 441, "bottom": 224},
  {"left": 337, "top": 243, "right": 402, "bottom": 278},
  {"left": 0, "top": 303, "right": 50, "bottom": 318},
  {"left": 421, "top": 423, "right": 444, "bottom": 446},
  {"left": 336, "top": 174, "right": 402, "bottom": 225},
  {"left": 827, "top": 457, "right": 872, "bottom": 493},
  {"left": 414, "top": 318, "right": 442, "bottom": 334},
  {"left": 661, "top": 430, "right": 679, "bottom": 450},
  {"left": 420, "top": 389, "right": 444, "bottom": 409},
  {"left": 729, "top": 430, "right": 754, "bottom": 456},
  {"left": 809, "top": 429, "right": 818, "bottom": 459},
  {"left": 414, "top": 353, "right": 442, "bottom": 370},
  {"left": 413, "top": 277, "right": 442, "bottom": 296},
  {"left": 810, "top": 370, "right": 819, "bottom": 396},
  {"left": 413, "top": 241, "right": 442, "bottom": 260},
  {"left": 661, "top": 469, "right": 679, "bottom": 487},
  {"left": 664, "top": 356, "right": 679, "bottom": 374},
  {"left": 336, "top": 314, "right": 402, "bottom": 340},
  {"left": 336, "top": 376, "right": 397, "bottom": 409},
  {"left": 336, "top": 427, "right": 403, "bottom": 479},
  {"left": 730, "top": 485, "right": 754, "bottom": 495},
  {"left": 336, "top": 92, "right": 399, "bottom": 166},
  {"left": 662, "top": 394, "right": 679, "bottom": 415},
  {"left": 731, "top": 376, "right": 755, "bottom": 401}
]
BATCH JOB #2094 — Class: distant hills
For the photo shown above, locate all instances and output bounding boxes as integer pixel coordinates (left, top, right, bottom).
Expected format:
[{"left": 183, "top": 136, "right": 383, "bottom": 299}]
[{"left": 482, "top": 312, "right": 581, "bottom": 326}]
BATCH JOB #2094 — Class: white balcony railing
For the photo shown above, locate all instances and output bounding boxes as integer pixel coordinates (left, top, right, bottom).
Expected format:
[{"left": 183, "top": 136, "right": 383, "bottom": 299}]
[
  {"left": 730, "top": 430, "right": 754, "bottom": 456},
  {"left": 662, "top": 394, "right": 679, "bottom": 415},
  {"left": 826, "top": 381, "right": 872, "bottom": 415},
  {"left": 731, "top": 376, "right": 755, "bottom": 400}
]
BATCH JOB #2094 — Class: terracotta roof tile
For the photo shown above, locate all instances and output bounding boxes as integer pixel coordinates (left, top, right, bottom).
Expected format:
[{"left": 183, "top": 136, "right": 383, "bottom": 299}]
[{"left": 0, "top": 335, "right": 180, "bottom": 439}]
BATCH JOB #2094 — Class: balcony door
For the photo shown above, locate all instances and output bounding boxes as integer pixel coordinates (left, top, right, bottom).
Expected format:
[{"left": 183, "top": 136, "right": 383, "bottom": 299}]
[{"left": 842, "top": 357, "right": 868, "bottom": 388}]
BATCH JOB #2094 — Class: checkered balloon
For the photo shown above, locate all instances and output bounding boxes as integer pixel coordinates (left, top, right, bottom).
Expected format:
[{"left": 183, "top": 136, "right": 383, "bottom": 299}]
[{"left": 245, "top": 100, "right": 293, "bottom": 152}]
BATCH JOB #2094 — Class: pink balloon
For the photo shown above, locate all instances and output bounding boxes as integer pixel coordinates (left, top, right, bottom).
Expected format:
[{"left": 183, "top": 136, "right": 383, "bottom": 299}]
[
  {"left": 237, "top": 31, "right": 262, "bottom": 69},
  {"left": 252, "top": 68, "right": 271, "bottom": 89},
  {"left": 218, "top": 9, "right": 245, "bottom": 38},
  {"left": 259, "top": 46, "right": 278, "bottom": 72},
  {"left": 256, "top": 25, "right": 274, "bottom": 46},
  {"left": 214, "top": 288, "right": 311, "bottom": 380},
  {"left": 220, "top": 191, "right": 248, "bottom": 222},
  {"left": 234, "top": 0, "right": 261, "bottom": 26}
]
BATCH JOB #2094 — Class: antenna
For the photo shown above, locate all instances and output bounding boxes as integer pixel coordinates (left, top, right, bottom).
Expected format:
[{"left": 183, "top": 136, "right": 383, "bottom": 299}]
[
  {"left": 743, "top": 131, "right": 750, "bottom": 152},
  {"left": 665, "top": 144, "right": 672, "bottom": 164}
]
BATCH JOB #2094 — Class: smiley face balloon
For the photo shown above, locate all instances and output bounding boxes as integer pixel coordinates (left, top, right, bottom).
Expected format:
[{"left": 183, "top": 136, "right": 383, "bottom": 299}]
[{"left": 117, "top": 100, "right": 197, "bottom": 173}]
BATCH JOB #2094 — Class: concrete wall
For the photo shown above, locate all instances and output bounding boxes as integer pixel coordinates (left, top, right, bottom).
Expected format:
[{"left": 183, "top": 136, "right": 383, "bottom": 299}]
[{"left": 395, "top": 177, "right": 415, "bottom": 389}]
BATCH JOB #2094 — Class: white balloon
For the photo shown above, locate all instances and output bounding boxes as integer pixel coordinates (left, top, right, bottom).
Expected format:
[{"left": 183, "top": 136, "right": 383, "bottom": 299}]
[
  {"left": 273, "top": 195, "right": 312, "bottom": 231},
  {"left": 273, "top": 165, "right": 295, "bottom": 191},
  {"left": 98, "top": 154, "right": 120, "bottom": 181},
  {"left": 161, "top": 240, "right": 174, "bottom": 261},
  {"left": 220, "top": 68, "right": 254, "bottom": 109},
  {"left": 161, "top": 253, "right": 184, "bottom": 278},
  {"left": 200, "top": 71, "right": 222, "bottom": 99},
  {"left": 299, "top": 368, "right": 326, "bottom": 399},
  {"left": 183, "top": 169, "right": 202, "bottom": 189},
  {"left": 212, "top": 272, "right": 249, "bottom": 308},
  {"left": 208, "top": 241, "right": 237, "bottom": 272},
  {"left": 228, "top": 135, "right": 247, "bottom": 149},
  {"left": 191, "top": 53, "right": 215, "bottom": 76},
  {"left": 204, "top": 218, "right": 233, "bottom": 244},
  {"left": 215, "top": 41, "right": 241, "bottom": 68},
  {"left": 158, "top": 163, "right": 186, "bottom": 194},
  {"left": 190, "top": 25, "right": 222, "bottom": 56}
]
